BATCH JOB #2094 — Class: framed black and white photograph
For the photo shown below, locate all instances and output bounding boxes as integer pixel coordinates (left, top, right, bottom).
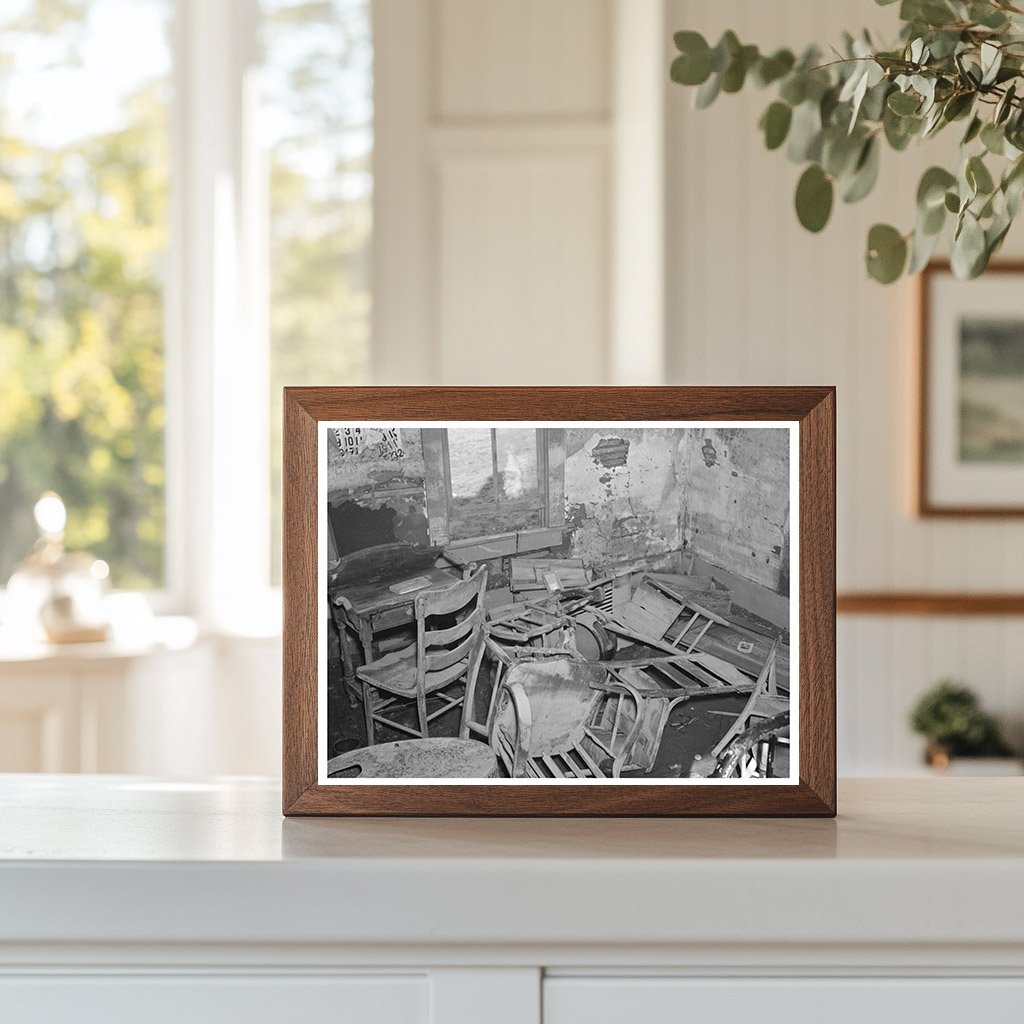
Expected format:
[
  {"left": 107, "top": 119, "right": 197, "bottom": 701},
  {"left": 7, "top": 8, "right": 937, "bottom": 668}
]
[
  {"left": 283, "top": 387, "right": 835, "bottom": 816},
  {"left": 918, "top": 262, "right": 1024, "bottom": 517}
]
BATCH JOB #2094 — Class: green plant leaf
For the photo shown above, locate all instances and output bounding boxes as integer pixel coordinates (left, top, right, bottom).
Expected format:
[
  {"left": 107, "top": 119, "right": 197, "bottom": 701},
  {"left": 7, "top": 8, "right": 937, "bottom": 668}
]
[
  {"left": 779, "top": 73, "right": 807, "bottom": 106},
  {"left": 970, "top": 1, "right": 1009, "bottom": 29},
  {"left": 967, "top": 154, "right": 995, "bottom": 196},
  {"left": 710, "top": 30, "right": 740, "bottom": 73},
  {"left": 760, "top": 101, "right": 792, "bottom": 150},
  {"left": 888, "top": 90, "right": 921, "bottom": 115},
  {"left": 822, "top": 128, "right": 863, "bottom": 178},
  {"left": 866, "top": 223, "right": 907, "bottom": 283},
  {"left": 917, "top": 166, "right": 957, "bottom": 210},
  {"left": 996, "top": 82, "right": 1017, "bottom": 125},
  {"left": 787, "top": 101, "right": 823, "bottom": 162},
  {"left": 980, "top": 41, "right": 1002, "bottom": 86},
  {"left": 908, "top": 221, "right": 942, "bottom": 273},
  {"left": 981, "top": 121, "right": 1005, "bottom": 155},
  {"left": 694, "top": 73, "right": 721, "bottom": 109},
  {"left": 754, "top": 49, "right": 795, "bottom": 87},
  {"left": 842, "top": 136, "right": 880, "bottom": 203},
  {"left": 795, "top": 164, "right": 834, "bottom": 232},
  {"left": 671, "top": 32, "right": 713, "bottom": 86},
  {"left": 917, "top": 167, "right": 957, "bottom": 208},
  {"left": 962, "top": 115, "right": 983, "bottom": 145},
  {"left": 951, "top": 212, "right": 987, "bottom": 278}
]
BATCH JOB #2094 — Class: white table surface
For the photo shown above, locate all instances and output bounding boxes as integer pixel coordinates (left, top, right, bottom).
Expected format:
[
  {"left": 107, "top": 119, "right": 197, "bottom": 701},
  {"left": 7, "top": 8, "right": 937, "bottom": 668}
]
[{"left": 1, "top": 775, "right": 1022, "bottom": 955}]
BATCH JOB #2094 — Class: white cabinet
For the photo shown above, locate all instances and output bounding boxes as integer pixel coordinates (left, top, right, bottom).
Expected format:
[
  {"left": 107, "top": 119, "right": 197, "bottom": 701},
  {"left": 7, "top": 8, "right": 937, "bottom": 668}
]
[
  {"left": 1, "top": 777, "right": 1022, "bottom": 1024},
  {"left": 0, "top": 975, "right": 428, "bottom": 1024},
  {"left": 544, "top": 977, "right": 1024, "bottom": 1024}
]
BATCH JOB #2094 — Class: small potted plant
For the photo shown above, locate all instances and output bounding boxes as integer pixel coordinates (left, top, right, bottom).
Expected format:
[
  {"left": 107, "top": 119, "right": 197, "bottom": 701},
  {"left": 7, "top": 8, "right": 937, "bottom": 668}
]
[{"left": 910, "top": 680, "right": 1019, "bottom": 773}]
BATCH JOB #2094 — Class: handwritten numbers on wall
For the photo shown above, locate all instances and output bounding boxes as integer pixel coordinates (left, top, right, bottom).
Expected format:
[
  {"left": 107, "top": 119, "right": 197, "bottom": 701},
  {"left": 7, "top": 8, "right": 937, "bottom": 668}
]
[{"left": 333, "top": 426, "right": 405, "bottom": 461}]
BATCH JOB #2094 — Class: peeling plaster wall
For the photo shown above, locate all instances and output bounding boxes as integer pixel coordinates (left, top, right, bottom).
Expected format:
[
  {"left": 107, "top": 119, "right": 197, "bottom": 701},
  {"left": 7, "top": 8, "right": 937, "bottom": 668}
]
[
  {"left": 564, "top": 427, "right": 791, "bottom": 595},
  {"left": 678, "top": 428, "right": 791, "bottom": 595},
  {"left": 564, "top": 428, "right": 684, "bottom": 571},
  {"left": 325, "top": 427, "right": 429, "bottom": 555}
]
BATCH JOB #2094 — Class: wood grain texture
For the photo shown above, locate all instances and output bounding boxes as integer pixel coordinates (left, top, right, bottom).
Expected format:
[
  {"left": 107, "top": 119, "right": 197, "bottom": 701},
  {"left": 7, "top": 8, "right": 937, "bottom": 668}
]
[
  {"left": 282, "top": 387, "right": 836, "bottom": 817},
  {"left": 916, "top": 260, "right": 1024, "bottom": 518},
  {"left": 838, "top": 592, "right": 1024, "bottom": 616}
]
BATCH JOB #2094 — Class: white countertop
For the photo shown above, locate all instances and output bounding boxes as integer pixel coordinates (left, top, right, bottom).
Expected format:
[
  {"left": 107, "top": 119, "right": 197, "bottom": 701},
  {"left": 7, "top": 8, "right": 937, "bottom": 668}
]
[{"left": 1, "top": 775, "right": 1022, "bottom": 954}]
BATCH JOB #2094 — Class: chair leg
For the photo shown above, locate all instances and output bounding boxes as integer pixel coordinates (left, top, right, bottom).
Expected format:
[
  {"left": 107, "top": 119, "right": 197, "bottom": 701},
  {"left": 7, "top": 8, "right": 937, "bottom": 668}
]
[
  {"left": 416, "top": 692, "right": 429, "bottom": 739},
  {"left": 361, "top": 678, "right": 375, "bottom": 746}
]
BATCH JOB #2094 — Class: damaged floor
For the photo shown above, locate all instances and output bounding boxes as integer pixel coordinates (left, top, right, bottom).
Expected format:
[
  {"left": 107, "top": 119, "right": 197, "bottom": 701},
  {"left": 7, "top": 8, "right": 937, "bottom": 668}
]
[{"left": 326, "top": 638, "right": 789, "bottom": 780}]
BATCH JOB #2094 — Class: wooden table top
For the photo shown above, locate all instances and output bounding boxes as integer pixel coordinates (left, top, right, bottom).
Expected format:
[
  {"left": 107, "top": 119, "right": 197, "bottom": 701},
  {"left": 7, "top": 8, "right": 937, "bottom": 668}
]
[
  {"left": 326, "top": 739, "right": 499, "bottom": 779},
  {"left": 332, "top": 566, "right": 461, "bottom": 616}
]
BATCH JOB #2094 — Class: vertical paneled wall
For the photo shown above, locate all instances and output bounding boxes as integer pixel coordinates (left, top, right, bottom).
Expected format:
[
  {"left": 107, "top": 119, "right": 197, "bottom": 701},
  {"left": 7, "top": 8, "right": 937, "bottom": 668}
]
[
  {"left": 375, "top": 0, "right": 615, "bottom": 385},
  {"left": 665, "top": 0, "right": 1024, "bottom": 772}
]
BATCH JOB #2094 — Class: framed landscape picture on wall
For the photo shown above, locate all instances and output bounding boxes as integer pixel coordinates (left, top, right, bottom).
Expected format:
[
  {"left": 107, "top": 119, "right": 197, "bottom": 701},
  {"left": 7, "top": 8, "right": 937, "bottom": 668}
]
[
  {"left": 918, "top": 262, "right": 1024, "bottom": 516},
  {"left": 282, "top": 387, "right": 836, "bottom": 817}
]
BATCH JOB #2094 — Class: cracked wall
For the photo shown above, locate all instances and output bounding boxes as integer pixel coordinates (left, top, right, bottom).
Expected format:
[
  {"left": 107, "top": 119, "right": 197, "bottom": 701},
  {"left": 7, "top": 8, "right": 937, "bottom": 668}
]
[
  {"left": 564, "top": 428, "right": 684, "bottom": 572},
  {"left": 325, "top": 427, "right": 429, "bottom": 555},
  {"left": 564, "top": 427, "right": 790, "bottom": 595},
  {"left": 677, "top": 427, "right": 791, "bottom": 595}
]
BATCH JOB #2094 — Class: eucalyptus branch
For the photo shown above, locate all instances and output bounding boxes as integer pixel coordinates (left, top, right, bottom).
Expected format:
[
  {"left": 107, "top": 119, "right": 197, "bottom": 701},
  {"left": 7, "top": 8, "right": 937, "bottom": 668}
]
[{"left": 670, "top": 0, "right": 1024, "bottom": 283}]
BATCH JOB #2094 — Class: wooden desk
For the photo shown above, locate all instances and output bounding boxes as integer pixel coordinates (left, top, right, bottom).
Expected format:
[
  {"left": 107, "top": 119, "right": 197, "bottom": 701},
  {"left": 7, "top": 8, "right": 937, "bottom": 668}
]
[{"left": 330, "top": 566, "right": 460, "bottom": 692}]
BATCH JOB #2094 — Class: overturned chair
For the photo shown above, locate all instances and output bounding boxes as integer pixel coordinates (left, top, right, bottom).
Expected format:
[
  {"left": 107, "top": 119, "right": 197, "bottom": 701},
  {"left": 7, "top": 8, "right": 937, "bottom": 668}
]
[
  {"left": 356, "top": 566, "right": 488, "bottom": 744},
  {"left": 488, "top": 657, "right": 644, "bottom": 779}
]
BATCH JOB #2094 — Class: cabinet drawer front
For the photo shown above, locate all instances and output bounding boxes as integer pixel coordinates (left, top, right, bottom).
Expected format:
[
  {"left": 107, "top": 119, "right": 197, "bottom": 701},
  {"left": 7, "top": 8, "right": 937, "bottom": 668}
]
[
  {"left": 0, "top": 974, "right": 427, "bottom": 1024},
  {"left": 545, "top": 977, "right": 1024, "bottom": 1024}
]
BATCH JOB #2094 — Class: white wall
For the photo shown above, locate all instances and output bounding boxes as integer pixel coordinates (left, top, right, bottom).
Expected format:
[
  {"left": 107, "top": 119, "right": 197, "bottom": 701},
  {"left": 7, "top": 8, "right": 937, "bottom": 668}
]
[{"left": 665, "top": 0, "right": 1024, "bottom": 771}]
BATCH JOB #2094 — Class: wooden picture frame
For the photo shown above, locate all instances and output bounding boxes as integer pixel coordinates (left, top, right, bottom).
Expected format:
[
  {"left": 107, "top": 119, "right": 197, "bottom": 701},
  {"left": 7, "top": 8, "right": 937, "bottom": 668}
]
[
  {"left": 283, "top": 387, "right": 836, "bottom": 816},
  {"left": 917, "top": 260, "right": 1024, "bottom": 517}
]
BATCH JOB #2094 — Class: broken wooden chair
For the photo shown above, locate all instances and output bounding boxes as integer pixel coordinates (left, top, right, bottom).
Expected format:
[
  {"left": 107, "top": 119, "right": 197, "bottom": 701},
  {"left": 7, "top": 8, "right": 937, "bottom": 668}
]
[
  {"left": 705, "top": 711, "right": 790, "bottom": 779},
  {"left": 469, "top": 639, "right": 579, "bottom": 742},
  {"left": 356, "top": 566, "right": 488, "bottom": 744},
  {"left": 710, "top": 638, "right": 788, "bottom": 762},
  {"left": 600, "top": 573, "right": 731, "bottom": 658},
  {"left": 488, "top": 659, "right": 644, "bottom": 779},
  {"left": 487, "top": 601, "right": 570, "bottom": 651}
]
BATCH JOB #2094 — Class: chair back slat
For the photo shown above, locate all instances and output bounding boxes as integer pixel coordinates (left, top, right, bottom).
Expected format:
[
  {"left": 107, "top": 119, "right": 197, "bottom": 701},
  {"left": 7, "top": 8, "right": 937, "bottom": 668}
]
[
  {"left": 422, "top": 615, "right": 477, "bottom": 649},
  {"left": 423, "top": 657, "right": 475, "bottom": 691},
  {"left": 415, "top": 570, "right": 488, "bottom": 619},
  {"left": 424, "top": 632, "right": 476, "bottom": 674},
  {"left": 415, "top": 566, "right": 488, "bottom": 697}
]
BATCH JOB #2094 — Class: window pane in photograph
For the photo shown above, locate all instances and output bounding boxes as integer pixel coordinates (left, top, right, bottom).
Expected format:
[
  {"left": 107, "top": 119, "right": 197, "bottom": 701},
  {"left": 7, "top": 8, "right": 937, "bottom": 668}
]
[
  {"left": 447, "top": 428, "right": 544, "bottom": 539},
  {"left": 262, "top": 0, "right": 373, "bottom": 582},
  {"left": 0, "top": 0, "right": 172, "bottom": 589}
]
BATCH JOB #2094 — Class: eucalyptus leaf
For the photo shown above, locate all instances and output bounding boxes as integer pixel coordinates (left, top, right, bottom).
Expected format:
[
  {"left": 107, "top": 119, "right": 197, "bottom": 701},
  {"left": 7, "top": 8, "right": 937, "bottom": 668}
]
[
  {"left": 967, "top": 154, "right": 995, "bottom": 195},
  {"left": 962, "top": 115, "right": 983, "bottom": 145},
  {"left": 787, "top": 100, "right": 824, "bottom": 162},
  {"left": 866, "top": 223, "right": 908, "bottom": 283},
  {"left": 888, "top": 90, "right": 921, "bottom": 115},
  {"left": 842, "top": 137, "right": 881, "bottom": 203},
  {"left": 710, "top": 31, "right": 740, "bottom": 73},
  {"left": 981, "top": 121, "right": 1006, "bottom": 155},
  {"left": 908, "top": 221, "right": 943, "bottom": 273},
  {"left": 694, "top": 73, "right": 721, "bottom": 109},
  {"left": 760, "top": 101, "right": 793, "bottom": 150},
  {"left": 754, "top": 49, "right": 795, "bottom": 87},
  {"left": 917, "top": 166, "right": 957, "bottom": 210},
  {"left": 952, "top": 211, "right": 987, "bottom": 278},
  {"left": 970, "top": 2, "right": 1009, "bottom": 29},
  {"left": 795, "top": 164, "right": 834, "bottom": 232},
  {"left": 980, "top": 42, "right": 1003, "bottom": 86}
]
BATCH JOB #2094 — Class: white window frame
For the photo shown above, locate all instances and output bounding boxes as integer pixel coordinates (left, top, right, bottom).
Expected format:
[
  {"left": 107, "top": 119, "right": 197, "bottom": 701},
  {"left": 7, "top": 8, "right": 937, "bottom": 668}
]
[{"left": 166, "top": 0, "right": 276, "bottom": 633}]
